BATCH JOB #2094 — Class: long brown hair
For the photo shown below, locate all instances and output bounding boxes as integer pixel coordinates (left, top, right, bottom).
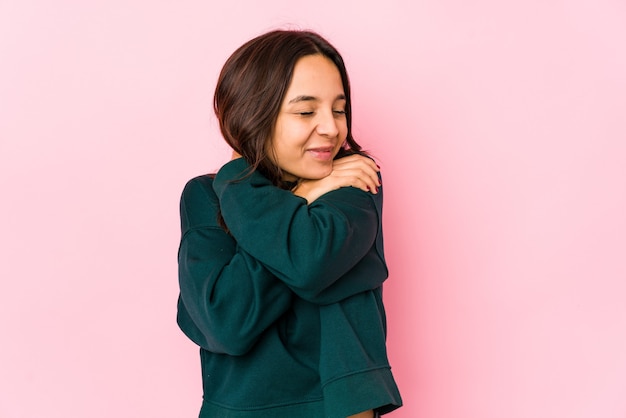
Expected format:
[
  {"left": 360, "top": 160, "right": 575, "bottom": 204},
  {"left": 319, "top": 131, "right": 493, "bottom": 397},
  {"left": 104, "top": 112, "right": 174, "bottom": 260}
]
[{"left": 214, "top": 29, "right": 363, "bottom": 188}]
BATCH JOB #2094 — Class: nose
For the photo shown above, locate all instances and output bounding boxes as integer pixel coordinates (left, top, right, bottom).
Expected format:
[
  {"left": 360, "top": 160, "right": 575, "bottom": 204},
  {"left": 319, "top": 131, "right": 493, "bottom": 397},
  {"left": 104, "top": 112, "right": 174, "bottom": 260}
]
[{"left": 315, "top": 110, "right": 340, "bottom": 138}]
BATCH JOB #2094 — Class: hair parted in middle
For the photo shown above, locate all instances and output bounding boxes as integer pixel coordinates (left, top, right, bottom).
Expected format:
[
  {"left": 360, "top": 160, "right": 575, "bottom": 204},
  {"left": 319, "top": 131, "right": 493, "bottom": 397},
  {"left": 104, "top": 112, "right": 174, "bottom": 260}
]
[{"left": 213, "top": 29, "right": 363, "bottom": 188}]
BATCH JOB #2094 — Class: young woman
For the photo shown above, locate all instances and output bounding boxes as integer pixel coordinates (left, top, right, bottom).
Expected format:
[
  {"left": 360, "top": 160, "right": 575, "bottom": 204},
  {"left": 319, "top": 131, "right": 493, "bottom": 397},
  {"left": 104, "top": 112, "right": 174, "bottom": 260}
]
[{"left": 177, "top": 30, "right": 402, "bottom": 417}]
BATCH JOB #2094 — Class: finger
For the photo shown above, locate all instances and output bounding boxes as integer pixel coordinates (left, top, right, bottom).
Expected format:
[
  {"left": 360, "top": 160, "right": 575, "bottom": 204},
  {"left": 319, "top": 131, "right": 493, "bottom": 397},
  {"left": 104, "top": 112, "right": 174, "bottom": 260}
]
[
  {"left": 333, "top": 157, "right": 380, "bottom": 183},
  {"left": 330, "top": 169, "right": 379, "bottom": 194},
  {"left": 343, "top": 176, "right": 370, "bottom": 193},
  {"left": 335, "top": 165, "right": 380, "bottom": 189},
  {"left": 333, "top": 154, "right": 379, "bottom": 172}
]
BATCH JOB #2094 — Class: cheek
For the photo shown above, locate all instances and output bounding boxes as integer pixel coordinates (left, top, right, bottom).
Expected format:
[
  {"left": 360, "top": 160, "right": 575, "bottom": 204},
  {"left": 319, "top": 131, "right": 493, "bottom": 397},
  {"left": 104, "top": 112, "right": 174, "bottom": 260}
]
[
  {"left": 339, "top": 126, "right": 348, "bottom": 146},
  {"left": 276, "top": 123, "right": 305, "bottom": 148},
  {"left": 339, "top": 119, "right": 348, "bottom": 137}
]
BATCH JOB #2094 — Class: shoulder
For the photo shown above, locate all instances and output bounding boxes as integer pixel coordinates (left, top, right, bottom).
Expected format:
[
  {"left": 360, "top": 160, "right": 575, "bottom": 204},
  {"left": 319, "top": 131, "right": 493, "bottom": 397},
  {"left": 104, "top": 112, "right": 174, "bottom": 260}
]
[
  {"left": 183, "top": 173, "right": 215, "bottom": 188},
  {"left": 179, "top": 174, "right": 220, "bottom": 230},
  {"left": 181, "top": 174, "right": 217, "bottom": 200}
]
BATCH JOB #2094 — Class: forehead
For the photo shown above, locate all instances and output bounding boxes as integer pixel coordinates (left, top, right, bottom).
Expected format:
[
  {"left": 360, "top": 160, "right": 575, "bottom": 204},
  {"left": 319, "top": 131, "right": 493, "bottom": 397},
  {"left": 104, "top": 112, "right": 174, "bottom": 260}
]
[{"left": 286, "top": 54, "right": 344, "bottom": 96}]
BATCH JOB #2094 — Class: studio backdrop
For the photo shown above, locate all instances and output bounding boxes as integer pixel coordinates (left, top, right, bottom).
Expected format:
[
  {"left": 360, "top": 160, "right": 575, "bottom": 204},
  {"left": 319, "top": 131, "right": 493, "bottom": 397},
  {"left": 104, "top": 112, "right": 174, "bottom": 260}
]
[{"left": 1, "top": 1, "right": 625, "bottom": 417}]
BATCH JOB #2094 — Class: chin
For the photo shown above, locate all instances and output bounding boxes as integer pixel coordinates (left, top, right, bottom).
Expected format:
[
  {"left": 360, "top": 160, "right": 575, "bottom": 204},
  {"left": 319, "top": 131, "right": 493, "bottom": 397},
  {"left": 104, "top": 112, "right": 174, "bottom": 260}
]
[
  {"left": 306, "top": 166, "right": 333, "bottom": 180},
  {"left": 290, "top": 163, "right": 333, "bottom": 181}
]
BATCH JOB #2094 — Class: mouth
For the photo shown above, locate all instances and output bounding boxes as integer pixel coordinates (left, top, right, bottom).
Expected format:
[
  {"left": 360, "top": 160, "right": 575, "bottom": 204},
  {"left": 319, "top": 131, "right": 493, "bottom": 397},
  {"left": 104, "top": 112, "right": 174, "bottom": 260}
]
[{"left": 306, "top": 146, "right": 335, "bottom": 161}]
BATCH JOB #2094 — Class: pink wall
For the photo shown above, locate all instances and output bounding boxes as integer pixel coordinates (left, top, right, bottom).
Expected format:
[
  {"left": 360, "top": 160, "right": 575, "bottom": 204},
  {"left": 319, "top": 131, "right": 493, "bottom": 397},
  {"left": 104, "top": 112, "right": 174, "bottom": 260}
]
[{"left": 2, "top": 1, "right": 625, "bottom": 417}]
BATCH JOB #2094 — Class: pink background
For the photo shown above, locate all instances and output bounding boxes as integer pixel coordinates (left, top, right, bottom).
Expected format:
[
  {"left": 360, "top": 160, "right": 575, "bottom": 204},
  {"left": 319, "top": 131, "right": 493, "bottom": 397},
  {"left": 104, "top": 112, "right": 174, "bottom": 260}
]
[{"left": 2, "top": 1, "right": 625, "bottom": 417}]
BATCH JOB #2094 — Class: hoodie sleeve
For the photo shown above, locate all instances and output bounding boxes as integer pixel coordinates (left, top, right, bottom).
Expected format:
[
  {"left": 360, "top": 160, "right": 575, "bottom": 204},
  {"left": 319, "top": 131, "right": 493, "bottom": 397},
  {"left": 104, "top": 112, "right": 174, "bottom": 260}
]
[
  {"left": 212, "top": 158, "right": 388, "bottom": 304},
  {"left": 177, "top": 175, "right": 292, "bottom": 356}
]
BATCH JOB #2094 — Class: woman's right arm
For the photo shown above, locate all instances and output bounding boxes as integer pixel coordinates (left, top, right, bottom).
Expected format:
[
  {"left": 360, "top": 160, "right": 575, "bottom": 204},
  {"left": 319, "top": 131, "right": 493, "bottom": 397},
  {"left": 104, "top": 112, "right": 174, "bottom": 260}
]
[
  {"left": 177, "top": 176, "right": 292, "bottom": 356},
  {"left": 213, "top": 155, "right": 388, "bottom": 304}
]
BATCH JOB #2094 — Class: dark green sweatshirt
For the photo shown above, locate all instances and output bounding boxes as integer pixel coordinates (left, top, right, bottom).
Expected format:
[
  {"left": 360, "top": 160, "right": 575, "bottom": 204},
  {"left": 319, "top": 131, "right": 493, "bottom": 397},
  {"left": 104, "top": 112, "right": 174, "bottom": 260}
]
[{"left": 177, "top": 158, "right": 402, "bottom": 417}]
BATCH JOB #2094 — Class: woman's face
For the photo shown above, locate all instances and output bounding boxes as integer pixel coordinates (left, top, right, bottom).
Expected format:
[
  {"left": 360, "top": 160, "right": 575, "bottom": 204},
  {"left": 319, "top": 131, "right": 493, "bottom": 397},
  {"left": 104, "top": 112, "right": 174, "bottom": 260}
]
[{"left": 270, "top": 54, "right": 348, "bottom": 181}]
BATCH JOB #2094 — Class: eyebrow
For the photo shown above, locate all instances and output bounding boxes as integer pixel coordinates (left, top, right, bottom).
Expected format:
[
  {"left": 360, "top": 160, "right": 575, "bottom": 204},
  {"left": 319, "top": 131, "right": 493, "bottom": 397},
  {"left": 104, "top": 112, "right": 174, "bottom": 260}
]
[{"left": 288, "top": 94, "right": 346, "bottom": 104}]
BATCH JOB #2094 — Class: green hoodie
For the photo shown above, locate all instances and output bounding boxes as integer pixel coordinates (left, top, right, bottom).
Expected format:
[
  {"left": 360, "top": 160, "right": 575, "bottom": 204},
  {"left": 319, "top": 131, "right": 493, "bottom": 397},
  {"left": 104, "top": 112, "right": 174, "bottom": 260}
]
[{"left": 177, "top": 158, "right": 402, "bottom": 417}]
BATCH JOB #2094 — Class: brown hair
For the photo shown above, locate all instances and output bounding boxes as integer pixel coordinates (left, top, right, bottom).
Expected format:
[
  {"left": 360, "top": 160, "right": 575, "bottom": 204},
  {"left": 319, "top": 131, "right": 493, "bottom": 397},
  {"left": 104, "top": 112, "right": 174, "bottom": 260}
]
[{"left": 214, "top": 29, "right": 363, "bottom": 188}]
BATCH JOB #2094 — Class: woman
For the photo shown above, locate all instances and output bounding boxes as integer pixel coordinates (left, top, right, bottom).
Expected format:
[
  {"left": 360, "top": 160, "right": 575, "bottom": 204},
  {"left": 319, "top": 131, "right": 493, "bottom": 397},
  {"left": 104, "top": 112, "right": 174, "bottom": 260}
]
[{"left": 177, "top": 30, "right": 402, "bottom": 417}]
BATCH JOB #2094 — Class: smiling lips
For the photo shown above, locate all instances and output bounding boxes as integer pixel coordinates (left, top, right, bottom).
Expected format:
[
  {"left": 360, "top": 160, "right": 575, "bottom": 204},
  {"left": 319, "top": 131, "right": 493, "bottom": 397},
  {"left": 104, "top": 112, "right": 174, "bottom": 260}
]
[{"left": 307, "top": 146, "right": 335, "bottom": 161}]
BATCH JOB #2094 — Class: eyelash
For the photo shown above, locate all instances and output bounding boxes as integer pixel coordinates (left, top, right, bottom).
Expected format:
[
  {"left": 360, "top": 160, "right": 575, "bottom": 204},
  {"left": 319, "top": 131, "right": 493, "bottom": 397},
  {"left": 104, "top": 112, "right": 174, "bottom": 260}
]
[{"left": 297, "top": 110, "right": 346, "bottom": 116}]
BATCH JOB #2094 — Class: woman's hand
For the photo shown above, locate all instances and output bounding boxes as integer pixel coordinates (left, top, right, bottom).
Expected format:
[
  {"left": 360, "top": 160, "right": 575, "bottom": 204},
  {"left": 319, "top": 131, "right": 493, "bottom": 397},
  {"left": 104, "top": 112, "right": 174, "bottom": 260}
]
[{"left": 293, "top": 154, "right": 381, "bottom": 204}]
